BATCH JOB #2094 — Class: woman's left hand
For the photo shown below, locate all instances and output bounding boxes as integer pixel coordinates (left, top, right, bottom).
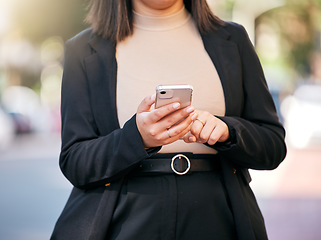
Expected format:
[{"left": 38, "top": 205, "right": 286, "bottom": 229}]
[{"left": 182, "top": 110, "right": 230, "bottom": 145}]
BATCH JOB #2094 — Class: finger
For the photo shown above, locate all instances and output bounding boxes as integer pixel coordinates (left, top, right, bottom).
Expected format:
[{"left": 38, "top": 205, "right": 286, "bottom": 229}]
[
  {"left": 182, "top": 132, "right": 197, "bottom": 143},
  {"left": 190, "top": 118, "right": 205, "bottom": 139},
  {"left": 149, "top": 102, "right": 181, "bottom": 123},
  {"left": 163, "top": 113, "right": 195, "bottom": 142},
  {"left": 137, "top": 94, "right": 155, "bottom": 113},
  {"left": 198, "top": 120, "right": 216, "bottom": 143},
  {"left": 195, "top": 118, "right": 205, "bottom": 127},
  {"left": 160, "top": 105, "right": 196, "bottom": 128},
  {"left": 175, "top": 122, "right": 194, "bottom": 140},
  {"left": 165, "top": 122, "right": 193, "bottom": 145},
  {"left": 149, "top": 103, "right": 194, "bottom": 125},
  {"left": 207, "top": 124, "right": 227, "bottom": 145}
]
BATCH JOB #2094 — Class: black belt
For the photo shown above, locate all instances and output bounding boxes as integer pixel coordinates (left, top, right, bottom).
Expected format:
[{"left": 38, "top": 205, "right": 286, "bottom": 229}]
[{"left": 133, "top": 153, "right": 220, "bottom": 176}]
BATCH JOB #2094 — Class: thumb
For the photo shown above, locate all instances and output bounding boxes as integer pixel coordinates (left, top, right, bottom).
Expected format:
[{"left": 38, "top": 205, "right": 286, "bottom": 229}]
[
  {"left": 137, "top": 94, "right": 155, "bottom": 113},
  {"left": 182, "top": 131, "right": 196, "bottom": 143}
]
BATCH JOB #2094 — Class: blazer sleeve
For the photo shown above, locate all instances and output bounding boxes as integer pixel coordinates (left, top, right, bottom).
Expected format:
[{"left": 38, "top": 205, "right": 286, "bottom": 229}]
[
  {"left": 59, "top": 38, "right": 159, "bottom": 189},
  {"left": 213, "top": 24, "right": 287, "bottom": 170}
]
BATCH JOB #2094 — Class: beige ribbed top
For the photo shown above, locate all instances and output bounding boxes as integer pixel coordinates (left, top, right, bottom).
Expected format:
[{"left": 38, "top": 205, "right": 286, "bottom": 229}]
[{"left": 116, "top": 8, "right": 225, "bottom": 153}]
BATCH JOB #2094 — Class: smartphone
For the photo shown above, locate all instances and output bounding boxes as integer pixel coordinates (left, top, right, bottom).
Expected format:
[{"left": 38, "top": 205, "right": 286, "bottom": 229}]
[{"left": 155, "top": 84, "right": 193, "bottom": 109}]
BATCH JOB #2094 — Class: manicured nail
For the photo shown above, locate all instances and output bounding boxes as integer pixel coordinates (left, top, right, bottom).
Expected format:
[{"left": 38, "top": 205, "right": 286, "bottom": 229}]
[
  {"left": 151, "top": 94, "right": 156, "bottom": 101},
  {"left": 173, "top": 102, "right": 180, "bottom": 109},
  {"left": 186, "top": 106, "right": 194, "bottom": 113},
  {"left": 189, "top": 136, "right": 196, "bottom": 142},
  {"left": 191, "top": 112, "right": 197, "bottom": 121}
]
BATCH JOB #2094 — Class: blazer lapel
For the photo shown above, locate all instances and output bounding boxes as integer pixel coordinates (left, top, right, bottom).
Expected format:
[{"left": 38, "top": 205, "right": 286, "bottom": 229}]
[
  {"left": 84, "top": 35, "right": 120, "bottom": 135},
  {"left": 202, "top": 28, "right": 243, "bottom": 116}
]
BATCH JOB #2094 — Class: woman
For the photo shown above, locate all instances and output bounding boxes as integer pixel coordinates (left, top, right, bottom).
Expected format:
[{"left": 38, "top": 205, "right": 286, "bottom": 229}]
[{"left": 51, "top": 0, "right": 287, "bottom": 239}]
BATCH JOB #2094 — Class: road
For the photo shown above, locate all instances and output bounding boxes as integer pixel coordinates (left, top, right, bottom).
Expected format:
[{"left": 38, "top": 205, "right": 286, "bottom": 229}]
[
  {"left": 0, "top": 133, "right": 71, "bottom": 240},
  {"left": 0, "top": 133, "right": 320, "bottom": 240},
  {"left": 250, "top": 147, "right": 321, "bottom": 240}
]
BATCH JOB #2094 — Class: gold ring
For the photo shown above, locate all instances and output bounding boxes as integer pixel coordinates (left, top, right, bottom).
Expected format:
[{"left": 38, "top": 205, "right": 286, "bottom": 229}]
[
  {"left": 196, "top": 118, "right": 205, "bottom": 126},
  {"left": 166, "top": 129, "right": 172, "bottom": 138}
]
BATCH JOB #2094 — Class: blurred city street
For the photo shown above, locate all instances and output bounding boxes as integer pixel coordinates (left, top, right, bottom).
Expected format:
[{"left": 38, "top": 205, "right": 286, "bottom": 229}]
[
  {"left": 0, "top": 133, "right": 71, "bottom": 240},
  {"left": 1, "top": 0, "right": 321, "bottom": 240},
  {"left": 0, "top": 133, "right": 320, "bottom": 240}
]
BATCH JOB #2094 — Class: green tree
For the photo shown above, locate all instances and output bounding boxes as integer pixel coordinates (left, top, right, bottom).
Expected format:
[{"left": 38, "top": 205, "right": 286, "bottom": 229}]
[{"left": 256, "top": 0, "right": 321, "bottom": 78}]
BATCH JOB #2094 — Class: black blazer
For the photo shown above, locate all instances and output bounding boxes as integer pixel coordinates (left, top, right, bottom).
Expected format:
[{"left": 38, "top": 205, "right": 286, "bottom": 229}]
[{"left": 51, "top": 22, "right": 286, "bottom": 240}]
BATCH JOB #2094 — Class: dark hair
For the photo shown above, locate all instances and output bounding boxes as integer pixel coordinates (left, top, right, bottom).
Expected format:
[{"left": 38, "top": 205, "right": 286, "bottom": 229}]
[{"left": 86, "top": 0, "right": 224, "bottom": 42}]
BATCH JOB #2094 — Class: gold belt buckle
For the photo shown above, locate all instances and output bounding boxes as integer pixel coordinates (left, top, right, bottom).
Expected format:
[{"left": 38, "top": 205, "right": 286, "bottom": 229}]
[{"left": 171, "top": 154, "right": 191, "bottom": 175}]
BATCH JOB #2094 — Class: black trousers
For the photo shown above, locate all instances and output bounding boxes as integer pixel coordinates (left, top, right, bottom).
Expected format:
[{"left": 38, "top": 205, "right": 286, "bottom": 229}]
[{"left": 107, "top": 171, "right": 236, "bottom": 240}]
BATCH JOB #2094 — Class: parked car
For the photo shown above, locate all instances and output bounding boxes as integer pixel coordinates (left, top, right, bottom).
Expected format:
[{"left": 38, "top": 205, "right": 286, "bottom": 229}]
[
  {"left": 1, "top": 86, "right": 56, "bottom": 134},
  {"left": 1, "top": 86, "right": 39, "bottom": 133}
]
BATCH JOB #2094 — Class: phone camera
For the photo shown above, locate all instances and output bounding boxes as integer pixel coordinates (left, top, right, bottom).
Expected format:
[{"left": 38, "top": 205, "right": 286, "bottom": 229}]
[{"left": 160, "top": 91, "right": 166, "bottom": 95}]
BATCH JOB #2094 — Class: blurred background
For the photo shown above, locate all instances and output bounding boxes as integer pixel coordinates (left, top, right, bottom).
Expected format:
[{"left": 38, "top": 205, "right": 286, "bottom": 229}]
[{"left": 0, "top": 0, "right": 320, "bottom": 239}]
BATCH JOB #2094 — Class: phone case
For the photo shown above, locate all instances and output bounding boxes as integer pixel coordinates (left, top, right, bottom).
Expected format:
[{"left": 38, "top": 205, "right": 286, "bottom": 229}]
[{"left": 155, "top": 84, "right": 193, "bottom": 109}]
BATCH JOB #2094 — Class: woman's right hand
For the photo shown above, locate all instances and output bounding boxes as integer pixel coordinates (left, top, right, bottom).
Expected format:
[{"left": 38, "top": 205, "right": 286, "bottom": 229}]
[{"left": 136, "top": 95, "right": 197, "bottom": 148}]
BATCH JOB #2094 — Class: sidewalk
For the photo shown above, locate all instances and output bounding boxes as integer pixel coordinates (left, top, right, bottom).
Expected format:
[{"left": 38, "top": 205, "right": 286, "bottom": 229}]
[{"left": 251, "top": 146, "right": 321, "bottom": 240}]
